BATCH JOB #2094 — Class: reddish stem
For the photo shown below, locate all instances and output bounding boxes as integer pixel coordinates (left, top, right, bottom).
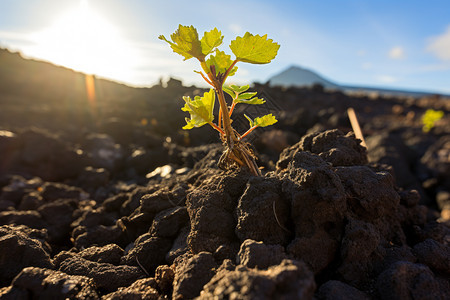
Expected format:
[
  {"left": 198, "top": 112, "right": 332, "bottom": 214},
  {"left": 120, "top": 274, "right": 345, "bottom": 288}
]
[
  {"left": 209, "top": 122, "right": 225, "bottom": 136},
  {"left": 223, "top": 59, "right": 239, "bottom": 82},
  {"left": 240, "top": 126, "right": 258, "bottom": 140},
  {"left": 229, "top": 101, "right": 236, "bottom": 116},
  {"left": 198, "top": 71, "right": 214, "bottom": 87},
  {"left": 218, "top": 108, "right": 222, "bottom": 130}
]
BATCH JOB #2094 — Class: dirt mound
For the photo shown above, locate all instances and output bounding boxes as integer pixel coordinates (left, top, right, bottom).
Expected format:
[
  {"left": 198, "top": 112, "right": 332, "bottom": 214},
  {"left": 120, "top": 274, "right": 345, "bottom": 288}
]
[{"left": 0, "top": 129, "right": 448, "bottom": 299}]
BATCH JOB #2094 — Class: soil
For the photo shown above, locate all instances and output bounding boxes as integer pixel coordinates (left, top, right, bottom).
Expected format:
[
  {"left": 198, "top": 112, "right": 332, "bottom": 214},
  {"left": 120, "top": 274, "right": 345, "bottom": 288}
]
[{"left": 0, "top": 48, "right": 449, "bottom": 299}]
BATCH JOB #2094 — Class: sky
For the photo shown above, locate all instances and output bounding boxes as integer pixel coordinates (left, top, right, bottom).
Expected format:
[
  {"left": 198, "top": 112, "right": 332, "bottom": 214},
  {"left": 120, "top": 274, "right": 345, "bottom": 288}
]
[{"left": 0, "top": 0, "right": 449, "bottom": 94}]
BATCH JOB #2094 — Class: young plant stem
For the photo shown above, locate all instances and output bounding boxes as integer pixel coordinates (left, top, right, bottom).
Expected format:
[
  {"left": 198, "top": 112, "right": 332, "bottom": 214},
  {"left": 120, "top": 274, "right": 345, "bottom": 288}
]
[
  {"left": 214, "top": 83, "right": 236, "bottom": 145},
  {"left": 209, "top": 121, "right": 225, "bottom": 136},
  {"left": 217, "top": 84, "right": 261, "bottom": 176},
  {"left": 198, "top": 72, "right": 214, "bottom": 87},
  {"left": 222, "top": 59, "right": 239, "bottom": 82},
  {"left": 201, "top": 61, "right": 261, "bottom": 176},
  {"left": 240, "top": 126, "right": 258, "bottom": 140},
  {"left": 229, "top": 101, "right": 236, "bottom": 116}
]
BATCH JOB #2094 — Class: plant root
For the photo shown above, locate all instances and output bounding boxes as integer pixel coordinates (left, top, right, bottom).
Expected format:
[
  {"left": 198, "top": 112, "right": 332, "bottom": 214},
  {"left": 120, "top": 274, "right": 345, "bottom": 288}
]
[{"left": 218, "top": 140, "right": 261, "bottom": 176}]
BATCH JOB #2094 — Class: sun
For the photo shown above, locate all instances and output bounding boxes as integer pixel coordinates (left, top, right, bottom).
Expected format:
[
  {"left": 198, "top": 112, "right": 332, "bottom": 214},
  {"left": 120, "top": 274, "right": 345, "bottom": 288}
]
[{"left": 27, "top": 0, "right": 139, "bottom": 83}]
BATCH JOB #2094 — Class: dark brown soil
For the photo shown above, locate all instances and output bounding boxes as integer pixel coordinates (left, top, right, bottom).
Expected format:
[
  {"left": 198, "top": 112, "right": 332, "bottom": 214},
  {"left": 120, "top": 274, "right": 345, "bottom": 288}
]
[{"left": 0, "top": 48, "right": 449, "bottom": 299}]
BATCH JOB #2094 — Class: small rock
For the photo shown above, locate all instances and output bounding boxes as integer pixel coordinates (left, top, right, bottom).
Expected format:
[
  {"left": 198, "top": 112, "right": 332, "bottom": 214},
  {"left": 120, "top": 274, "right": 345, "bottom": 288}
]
[
  {"left": 155, "top": 264, "right": 175, "bottom": 295},
  {"left": 0, "top": 210, "right": 46, "bottom": 229},
  {"left": 121, "top": 235, "right": 172, "bottom": 275},
  {"left": 413, "top": 239, "right": 450, "bottom": 274},
  {"left": 38, "top": 198, "right": 77, "bottom": 243},
  {"left": 376, "top": 261, "right": 444, "bottom": 300},
  {"left": 186, "top": 172, "right": 248, "bottom": 254},
  {"left": 166, "top": 226, "right": 190, "bottom": 264},
  {"left": 337, "top": 218, "right": 380, "bottom": 284},
  {"left": 237, "top": 239, "right": 287, "bottom": 269},
  {"left": 40, "top": 182, "right": 88, "bottom": 202},
  {"left": 102, "top": 277, "right": 159, "bottom": 300},
  {"left": 0, "top": 225, "right": 53, "bottom": 283},
  {"left": 199, "top": 259, "right": 315, "bottom": 299},
  {"left": 277, "top": 129, "right": 367, "bottom": 169},
  {"left": 78, "top": 244, "right": 124, "bottom": 265},
  {"left": 59, "top": 256, "right": 145, "bottom": 293},
  {"left": 120, "top": 186, "right": 158, "bottom": 216},
  {"left": 150, "top": 206, "right": 189, "bottom": 238},
  {"left": 172, "top": 252, "right": 217, "bottom": 300},
  {"left": 0, "top": 267, "right": 99, "bottom": 299},
  {"left": 102, "top": 193, "right": 129, "bottom": 212},
  {"left": 72, "top": 224, "right": 126, "bottom": 249},
  {"left": 236, "top": 177, "right": 290, "bottom": 245}
]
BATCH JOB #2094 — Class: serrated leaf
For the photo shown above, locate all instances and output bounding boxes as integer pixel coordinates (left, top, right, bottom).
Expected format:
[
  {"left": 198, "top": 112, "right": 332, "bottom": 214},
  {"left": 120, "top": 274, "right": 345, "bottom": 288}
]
[
  {"left": 223, "top": 86, "right": 235, "bottom": 98},
  {"left": 252, "top": 114, "right": 278, "bottom": 127},
  {"left": 230, "top": 32, "right": 280, "bottom": 64},
  {"left": 224, "top": 86, "right": 264, "bottom": 104},
  {"left": 159, "top": 25, "right": 204, "bottom": 61},
  {"left": 181, "top": 89, "right": 215, "bottom": 129},
  {"left": 201, "top": 28, "right": 223, "bottom": 56},
  {"left": 227, "top": 66, "right": 238, "bottom": 77},
  {"left": 206, "top": 50, "right": 238, "bottom": 76},
  {"left": 235, "top": 97, "right": 266, "bottom": 105},
  {"left": 230, "top": 84, "right": 250, "bottom": 93},
  {"left": 237, "top": 92, "right": 257, "bottom": 100}
]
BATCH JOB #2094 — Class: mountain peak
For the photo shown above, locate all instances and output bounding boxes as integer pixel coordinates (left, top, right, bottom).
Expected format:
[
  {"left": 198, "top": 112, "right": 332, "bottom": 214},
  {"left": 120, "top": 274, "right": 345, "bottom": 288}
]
[{"left": 268, "top": 65, "right": 339, "bottom": 89}]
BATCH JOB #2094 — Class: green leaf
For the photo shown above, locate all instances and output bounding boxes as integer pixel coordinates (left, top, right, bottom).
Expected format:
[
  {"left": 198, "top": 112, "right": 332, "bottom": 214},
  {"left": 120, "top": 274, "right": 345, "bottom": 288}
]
[
  {"left": 235, "top": 91, "right": 266, "bottom": 105},
  {"left": 223, "top": 85, "right": 249, "bottom": 98},
  {"left": 224, "top": 85, "right": 264, "bottom": 104},
  {"left": 235, "top": 97, "right": 265, "bottom": 105},
  {"left": 422, "top": 109, "right": 444, "bottom": 132},
  {"left": 206, "top": 50, "right": 238, "bottom": 76},
  {"left": 201, "top": 28, "right": 223, "bottom": 56},
  {"left": 181, "top": 89, "right": 215, "bottom": 129},
  {"left": 227, "top": 65, "right": 238, "bottom": 77},
  {"left": 230, "top": 84, "right": 250, "bottom": 93},
  {"left": 237, "top": 91, "right": 257, "bottom": 100},
  {"left": 252, "top": 114, "right": 278, "bottom": 127},
  {"left": 223, "top": 86, "right": 235, "bottom": 98},
  {"left": 230, "top": 32, "right": 280, "bottom": 64},
  {"left": 159, "top": 25, "right": 204, "bottom": 61}
]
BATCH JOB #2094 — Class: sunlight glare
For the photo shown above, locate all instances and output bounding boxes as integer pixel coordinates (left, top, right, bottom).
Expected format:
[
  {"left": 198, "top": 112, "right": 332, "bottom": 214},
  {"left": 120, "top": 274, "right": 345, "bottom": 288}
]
[{"left": 27, "top": 0, "right": 140, "bottom": 83}]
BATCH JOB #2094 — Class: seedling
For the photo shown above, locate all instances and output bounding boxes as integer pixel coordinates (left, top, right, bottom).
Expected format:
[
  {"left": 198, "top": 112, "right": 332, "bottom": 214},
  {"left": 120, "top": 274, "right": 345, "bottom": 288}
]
[
  {"left": 159, "top": 25, "right": 280, "bottom": 176},
  {"left": 422, "top": 109, "right": 444, "bottom": 133}
]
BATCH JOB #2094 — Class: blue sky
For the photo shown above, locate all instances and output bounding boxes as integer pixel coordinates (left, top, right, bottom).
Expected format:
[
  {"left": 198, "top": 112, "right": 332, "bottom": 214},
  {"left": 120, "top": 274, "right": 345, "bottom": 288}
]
[{"left": 1, "top": 0, "right": 449, "bottom": 93}]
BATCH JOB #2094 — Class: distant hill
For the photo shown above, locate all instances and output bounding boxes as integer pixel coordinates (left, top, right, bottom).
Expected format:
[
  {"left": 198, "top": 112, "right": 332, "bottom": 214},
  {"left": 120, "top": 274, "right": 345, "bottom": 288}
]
[
  {"left": 268, "top": 66, "right": 339, "bottom": 89},
  {"left": 268, "top": 65, "right": 446, "bottom": 98},
  {"left": 0, "top": 47, "right": 192, "bottom": 135}
]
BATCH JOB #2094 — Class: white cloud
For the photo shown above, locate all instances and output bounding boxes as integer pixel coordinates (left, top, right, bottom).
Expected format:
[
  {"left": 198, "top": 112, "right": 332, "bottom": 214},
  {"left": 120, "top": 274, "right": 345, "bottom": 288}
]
[
  {"left": 361, "top": 62, "right": 372, "bottom": 70},
  {"left": 376, "top": 75, "right": 398, "bottom": 83},
  {"left": 357, "top": 50, "right": 366, "bottom": 57},
  {"left": 427, "top": 25, "right": 450, "bottom": 61},
  {"left": 229, "top": 24, "right": 242, "bottom": 35},
  {"left": 388, "top": 46, "right": 405, "bottom": 59}
]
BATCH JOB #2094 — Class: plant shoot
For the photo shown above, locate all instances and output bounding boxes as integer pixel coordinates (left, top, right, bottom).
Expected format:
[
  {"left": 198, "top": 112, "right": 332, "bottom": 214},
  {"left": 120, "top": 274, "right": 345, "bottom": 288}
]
[{"left": 159, "top": 25, "right": 280, "bottom": 176}]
